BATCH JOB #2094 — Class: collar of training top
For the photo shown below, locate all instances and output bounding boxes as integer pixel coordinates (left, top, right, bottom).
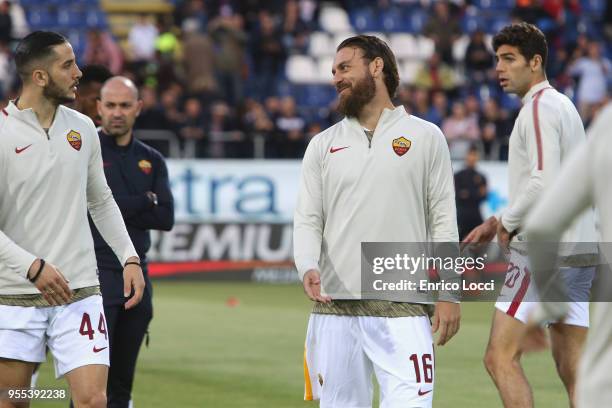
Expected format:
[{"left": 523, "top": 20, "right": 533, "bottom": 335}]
[{"left": 521, "top": 79, "right": 552, "bottom": 104}]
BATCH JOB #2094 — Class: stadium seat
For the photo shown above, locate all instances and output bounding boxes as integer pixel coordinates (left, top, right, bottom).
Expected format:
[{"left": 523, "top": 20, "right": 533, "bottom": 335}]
[
  {"left": 332, "top": 32, "right": 356, "bottom": 48},
  {"left": 452, "top": 35, "right": 470, "bottom": 62},
  {"left": 317, "top": 56, "right": 335, "bottom": 84},
  {"left": 319, "top": 5, "right": 352, "bottom": 34},
  {"left": 57, "top": 9, "right": 84, "bottom": 27},
  {"left": 349, "top": 7, "right": 379, "bottom": 32},
  {"left": 406, "top": 10, "right": 427, "bottom": 34},
  {"left": 26, "top": 8, "right": 56, "bottom": 30},
  {"left": 309, "top": 31, "right": 333, "bottom": 57},
  {"left": 379, "top": 7, "right": 407, "bottom": 33},
  {"left": 362, "top": 32, "right": 389, "bottom": 45},
  {"left": 415, "top": 36, "right": 435, "bottom": 60},
  {"left": 85, "top": 9, "right": 108, "bottom": 29},
  {"left": 390, "top": 33, "right": 417, "bottom": 59},
  {"left": 286, "top": 55, "right": 318, "bottom": 84},
  {"left": 400, "top": 60, "right": 421, "bottom": 84}
]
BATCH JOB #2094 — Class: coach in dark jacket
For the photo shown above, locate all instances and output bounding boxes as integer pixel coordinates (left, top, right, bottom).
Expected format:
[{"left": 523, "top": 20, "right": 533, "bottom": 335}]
[{"left": 90, "top": 76, "right": 174, "bottom": 408}]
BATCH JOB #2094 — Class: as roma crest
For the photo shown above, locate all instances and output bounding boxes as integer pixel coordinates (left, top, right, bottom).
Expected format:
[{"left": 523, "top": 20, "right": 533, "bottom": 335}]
[
  {"left": 67, "top": 130, "right": 82, "bottom": 151},
  {"left": 392, "top": 136, "right": 411, "bottom": 157},
  {"left": 138, "top": 159, "right": 152, "bottom": 175}
]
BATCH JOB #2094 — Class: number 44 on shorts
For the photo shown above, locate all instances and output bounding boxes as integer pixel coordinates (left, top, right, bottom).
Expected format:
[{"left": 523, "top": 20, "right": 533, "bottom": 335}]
[{"left": 79, "top": 312, "right": 108, "bottom": 341}]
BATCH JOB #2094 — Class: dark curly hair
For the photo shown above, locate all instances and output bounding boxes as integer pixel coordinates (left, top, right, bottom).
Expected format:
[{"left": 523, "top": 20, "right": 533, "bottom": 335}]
[
  {"left": 337, "top": 35, "right": 400, "bottom": 99},
  {"left": 492, "top": 22, "right": 548, "bottom": 69}
]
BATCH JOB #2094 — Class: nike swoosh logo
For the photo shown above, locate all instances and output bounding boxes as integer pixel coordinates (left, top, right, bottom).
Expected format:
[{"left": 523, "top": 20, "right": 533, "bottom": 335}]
[
  {"left": 329, "top": 146, "right": 349, "bottom": 153},
  {"left": 93, "top": 346, "right": 108, "bottom": 353},
  {"left": 418, "top": 389, "right": 432, "bottom": 396},
  {"left": 15, "top": 144, "right": 33, "bottom": 154}
]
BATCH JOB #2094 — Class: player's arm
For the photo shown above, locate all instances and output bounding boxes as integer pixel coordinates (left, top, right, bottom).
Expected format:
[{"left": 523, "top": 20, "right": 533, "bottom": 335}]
[
  {"left": 122, "top": 155, "right": 175, "bottom": 231},
  {"left": 427, "top": 126, "right": 461, "bottom": 345},
  {"left": 293, "top": 137, "right": 330, "bottom": 303},
  {"left": 525, "top": 119, "right": 596, "bottom": 323},
  {"left": 500, "top": 102, "right": 562, "bottom": 242},
  {"left": 0, "top": 231, "right": 72, "bottom": 304},
  {"left": 86, "top": 125, "right": 144, "bottom": 309}
]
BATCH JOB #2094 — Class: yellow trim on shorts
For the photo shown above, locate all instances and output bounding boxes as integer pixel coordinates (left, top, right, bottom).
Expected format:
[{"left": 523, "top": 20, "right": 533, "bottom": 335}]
[{"left": 303, "top": 346, "right": 313, "bottom": 401}]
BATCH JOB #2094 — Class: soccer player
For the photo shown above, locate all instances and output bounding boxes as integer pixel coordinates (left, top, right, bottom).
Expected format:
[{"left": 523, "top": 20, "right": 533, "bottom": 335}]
[
  {"left": 463, "top": 23, "right": 598, "bottom": 407},
  {"left": 94, "top": 76, "right": 174, "bottom": 407},
  {"left": 524, "top": 101, "right": 612, "bottom": 408},
  {"left": 0, "top": 31, "right": 144, "bottom": 408},
  {"left": 73, "top": 65, "right": 113, "bottom": 127},
  {"left": 294, "top": 35, "right": 460, "bottom": 407}
]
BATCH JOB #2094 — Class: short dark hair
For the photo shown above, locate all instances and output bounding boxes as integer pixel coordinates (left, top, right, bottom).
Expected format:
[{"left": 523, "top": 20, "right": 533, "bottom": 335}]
[
  {"left": 79, "top": 65, "right": 113, "bottom": 87},
  {"left": 15, "top": 31, "right": 68, "bottom": 80},
  {"left": 492, "top": 22, "right": 548, "bottom": 69},
  {"left": 337, "top": 35, "right": 400, "bottom": 99}
]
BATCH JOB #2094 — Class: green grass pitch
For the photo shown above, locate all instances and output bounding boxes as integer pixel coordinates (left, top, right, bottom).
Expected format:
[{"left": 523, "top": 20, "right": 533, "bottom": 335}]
[{"left": 33, "top": 281, "right": 567, "bottom": 407}]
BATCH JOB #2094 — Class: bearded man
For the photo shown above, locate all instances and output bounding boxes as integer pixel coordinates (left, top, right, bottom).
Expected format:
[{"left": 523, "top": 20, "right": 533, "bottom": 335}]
[{"left": 293, "top": 35, "right": 460, "bottom": 408}]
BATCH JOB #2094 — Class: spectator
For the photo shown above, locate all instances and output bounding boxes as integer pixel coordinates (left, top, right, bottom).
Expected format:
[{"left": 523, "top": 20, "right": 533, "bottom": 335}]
[
  {"left": 479, "top": 98, "right": 513, "bottom": 160},
  {"left": 414, "top": 52, "right": 458, "bottom": 93},
  {"left": 7, "top": 0, "right": 28, "bottom": 40},
  {"left": 442, "top": 101, "right": 480, "bottom": 159},
  {"left": 128, "top": 14, "right": 159, "bottom": 66},
  {"left": 464, "top": 30, "right": 494, "bottom": 84},
  {"left": 423, "top": 0, "right": 461, "bottom": 64},
  {"left": 251, "top": 10, "right": 287, "bottom": 99},
  {"left": 0, "top": 1, "right": 12, "bottom": 45},
  {"left": 568, "top": 40, "right": 612, "bottom": 122},
  {"left": 84, "top": 29, "right": 123, "bottom": 74},
  {"left": 274, "top": 96, "right": 306, "bottom": 158},
  {"left": 134, "top": 86, "right": 170, "bottom": 130},
  {"left": 182, "top": 21, "right": 218, "bottom": 98},
  {"left": 179, "top": 96, "right": 206, "bottom": 155},
  {"left": 283, "top": 0, "right": 310, "bottom": 54},
  {"left": 209, "top": 13, "right": 248, "bottom": 105}
]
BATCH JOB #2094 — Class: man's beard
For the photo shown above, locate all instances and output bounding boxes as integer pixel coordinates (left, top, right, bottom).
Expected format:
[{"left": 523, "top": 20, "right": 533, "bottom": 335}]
[
  {"left": 43, "top": 76, "right": 75, "bottom": 105},
  {"left": 336, "top": 73, "right": 376, "bottom": 118}
]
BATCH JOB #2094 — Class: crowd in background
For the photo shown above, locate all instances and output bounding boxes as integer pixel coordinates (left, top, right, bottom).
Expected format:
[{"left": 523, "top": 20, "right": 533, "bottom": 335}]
[{"left": 0, "top": 0, "right": 610, "bottom": 159}]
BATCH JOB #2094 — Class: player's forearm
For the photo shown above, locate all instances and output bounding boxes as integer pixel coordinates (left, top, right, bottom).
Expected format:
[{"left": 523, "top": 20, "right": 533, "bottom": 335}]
[{"left": 0, "top": 230, "right": 37, "bottom": 279}]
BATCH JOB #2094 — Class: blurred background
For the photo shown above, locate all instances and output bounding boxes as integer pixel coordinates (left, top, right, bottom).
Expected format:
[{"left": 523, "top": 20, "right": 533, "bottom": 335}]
[{"left": 4, "top": 1, "right": 609, "bottom": 406}]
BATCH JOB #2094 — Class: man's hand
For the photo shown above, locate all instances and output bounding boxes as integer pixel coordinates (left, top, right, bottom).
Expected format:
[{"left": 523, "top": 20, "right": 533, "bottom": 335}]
[
  {"left": 123, "top": 256, "right": 145, "bottom": 310},
  {"left": 302, "top": 269, "right": 331, "bottom": 303},
  {"left": 28, "top": 259, "right": 73, "bottom": 305},
  {"left": 496, "top": 221, "right": 511, "bottom": 252},
  {"left": 462, "top": 216, "right": 498, "bottom": 249},
  {"left": 432, "top": 301, "right": 461, "bottom": 346}
]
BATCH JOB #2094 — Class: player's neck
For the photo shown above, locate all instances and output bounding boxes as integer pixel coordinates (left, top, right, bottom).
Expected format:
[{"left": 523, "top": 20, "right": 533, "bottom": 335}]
[
  {"left": 356, "top": 94, "right": 395, "bottom": 131},
  {"left": 519, "top": 75, "right": 548, "bottom": 99},
  {"left": 17, "top": 89, "right": 58, "bottom": 128}
]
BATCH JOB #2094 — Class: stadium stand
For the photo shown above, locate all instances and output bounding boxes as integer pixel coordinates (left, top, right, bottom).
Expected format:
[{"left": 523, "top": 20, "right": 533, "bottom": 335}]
[{"left": 0, "top": 0, "right": 610, "bottom": 160}]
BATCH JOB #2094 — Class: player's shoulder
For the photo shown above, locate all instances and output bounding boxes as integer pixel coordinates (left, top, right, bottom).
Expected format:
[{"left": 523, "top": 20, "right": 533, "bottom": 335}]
[
  {"left": 134, "top": 138, "right": 167, "bottom": 162},
  {"left": 405, "top": 114, "right": 446, "bottom": 145},
  {"left": 306, "top": 119, "right": 345, "bottom": 151},
  {"left": 58, "top": 105, "right": 97, "bottom": 129}
]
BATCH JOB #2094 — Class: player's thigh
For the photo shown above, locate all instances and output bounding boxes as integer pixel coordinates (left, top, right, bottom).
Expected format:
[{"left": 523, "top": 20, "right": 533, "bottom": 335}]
[
  {"left": 47, "top": 295, "right": 109, "bottom": 379},
  {"left": 360, "top": 316, "right": 434, "bottom": 408},
  {"left": 304, "top": 314, "right": 373, "bottom": 408},
  {"left": 0, "top": 305, "right": 48, "bottom": 368},
  {"left": 495, "top": 250, "right": 538, "bottom": 324},
  {"left": 64, "top": 364, "right": 108, "bottom": 405},
  {"left": 487, "top": 309, "right": 528, "bottom": 359}
]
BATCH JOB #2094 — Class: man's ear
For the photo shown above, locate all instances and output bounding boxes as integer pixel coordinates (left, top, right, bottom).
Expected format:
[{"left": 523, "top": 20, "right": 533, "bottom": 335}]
[
  {"left": 370, "top": 57, "right": 384, "bottom": 77},
  {"left": 31, "top": 69, "right": 48, "bottom": 87},
  {"left": 531, "top": 55, "right": 543, "bottom": 72}
]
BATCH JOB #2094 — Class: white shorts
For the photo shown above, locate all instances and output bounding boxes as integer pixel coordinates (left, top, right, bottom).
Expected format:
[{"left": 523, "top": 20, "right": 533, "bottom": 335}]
[
  {"left": 495, "top": 250, "right": 594, "bottom": 326},
  {"left": 0, "top": 295, "right": 109, "bottom": 378},
  {"left": 304, "top": 313, "right": 434, "bottom": 408}
]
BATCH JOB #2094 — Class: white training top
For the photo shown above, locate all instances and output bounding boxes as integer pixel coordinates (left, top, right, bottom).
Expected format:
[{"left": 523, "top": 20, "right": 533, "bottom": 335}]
[
  {"left": 293, "top": 106, "right": 458, "bottom": 299},
  {"left": 526, "top": 101, "right": 612, "bottom": 243},
  {"left": 502, "top": 80, "right": 597, "bottom": 249},
  {"left": 0, "top": 101, "right": 137, "bottom": 295}
]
